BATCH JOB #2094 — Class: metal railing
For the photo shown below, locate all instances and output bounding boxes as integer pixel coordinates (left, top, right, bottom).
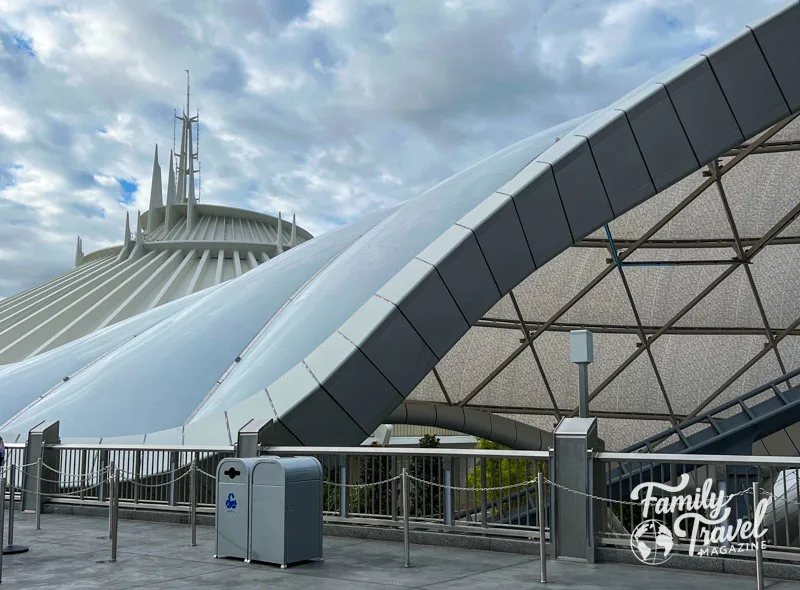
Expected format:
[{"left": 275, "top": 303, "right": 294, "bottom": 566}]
[
  {"left": 46, "top": 443, "right": 235, "bottom": 511},
  {"left": 596, "top": 451, "right": 800, "bottom": 561},
  {"left": 33, "top": 443, "right": 550, "bottom": 539},
  {"left": 268, "top": 446, "right": 551, "bottom": 537}
]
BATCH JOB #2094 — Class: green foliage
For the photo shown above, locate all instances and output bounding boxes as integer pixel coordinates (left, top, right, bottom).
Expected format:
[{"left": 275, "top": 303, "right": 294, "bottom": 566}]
[{"left": 466, "top": 439, "right": 547, "bottom": 518}]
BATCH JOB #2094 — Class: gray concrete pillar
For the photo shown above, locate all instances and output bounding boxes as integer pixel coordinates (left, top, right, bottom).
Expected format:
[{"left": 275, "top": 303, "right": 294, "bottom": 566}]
[
  {"left": 553, "top": 417, "right": 603, "bottom": 562},
  {"left": 22, "top": 421, "right": 60, "bottom": 512}
]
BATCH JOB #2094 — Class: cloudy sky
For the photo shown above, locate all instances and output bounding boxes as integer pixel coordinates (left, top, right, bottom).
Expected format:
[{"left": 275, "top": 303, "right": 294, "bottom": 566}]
[{"left": 0, "top": 0, "right": 791, "bottom": 297}]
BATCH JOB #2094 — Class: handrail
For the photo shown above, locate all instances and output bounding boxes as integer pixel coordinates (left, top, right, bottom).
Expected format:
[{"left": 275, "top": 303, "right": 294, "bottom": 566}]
[
  {"left": 625, "top": 366, "right": 800, "bottom": 451},
  {"left": 596, "top": 451, "right": 800, "bottom": 466},
  {"left": 267, "top": 446, "right": 550, "bottom": 459},
  {"left": 49, "top": 443, "right": 235, "bottom": 452}
]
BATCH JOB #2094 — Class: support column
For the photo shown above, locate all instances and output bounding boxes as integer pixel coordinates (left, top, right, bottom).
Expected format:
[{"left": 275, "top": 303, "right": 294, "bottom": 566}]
[
  {"left": 22, "top": 421, "right": 60, "bottom": 512},
  {"left": 553, "top": 417, "right": 603, "bottom": 562}
]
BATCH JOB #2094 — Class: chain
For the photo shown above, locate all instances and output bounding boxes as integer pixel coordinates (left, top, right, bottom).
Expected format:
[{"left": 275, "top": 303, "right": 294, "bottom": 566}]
[
  {"left": 116, "top": 468, "right": 191, "bottom": 488},
  {"left": 323, "top": 474, "right": 402, "bottom": 489},
  {"left": 407, "top": 473, "right": 541, "bottom": 493},
  {"left": 197, "top": 468, "right": 216, "bottom": 480},
  {"left": 544, "top": 477, "right": 640, "bottom": 505}
]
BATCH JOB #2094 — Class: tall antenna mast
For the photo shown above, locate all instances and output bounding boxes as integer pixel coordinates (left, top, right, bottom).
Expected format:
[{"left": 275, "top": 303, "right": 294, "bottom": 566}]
[
  {"left": 196, "top": 108, "right": 201, "bottom": 202},
  {"left": 185, "top": 69, "right": 190, "bottom": 116}
]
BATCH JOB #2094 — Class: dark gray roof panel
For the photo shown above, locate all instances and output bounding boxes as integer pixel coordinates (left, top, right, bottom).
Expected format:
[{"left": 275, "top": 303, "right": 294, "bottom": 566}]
[
  {"left": 750, "top": 1, "right": 800, "bottom": 110},
  {"left": 338, "top": 296, "right": 438, "bottom": 399},
  {"left": 305, "top": 332, "right": 405, "bottom": 434},
  {"left": 417, "top": 225, "right": 501, "bottom": 325},
  {"left": 536, "top": 135, "right": 613, "bottom": 240},
  {"left": 456, "top": 191, "right": 536, "bottom": 296},
  {"left": 577, "top": 110, "right": 656, "bottom": 217},
  {"left": 268, "top": 363, "right": 369, "bottom": 445},
  {"left": 503, "top": 162, "right": 574, "bottom": 267},
  {"left": 659, "top": 56, "right": 744, "bottom": 165},
  {"left": 615, "top": 85, "right": 699, "bottom": 191},
  {"left": 706, "top": 29, "right": 790, "bottom": 138},
  {"left": 376, "top": 259, "right": 469, "bottom": 359}
]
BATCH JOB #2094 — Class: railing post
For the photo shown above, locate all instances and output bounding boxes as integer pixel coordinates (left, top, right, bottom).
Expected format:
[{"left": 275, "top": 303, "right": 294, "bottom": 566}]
[
  {"left": 133, "top": 451, "right": 141, "bottom": 505},
  {"left": 548, "top": 448, "right": 556, "bottom": 557},
  {"left": 190, "top": 458, "right": 197, "bottom": 547},
  {"left": 0, "top": 478, "right": 4, "bottom": 582},
  {"left": 108, "top": 460, "right": 115, "bottom": 539},
  {"left": 480, "top": 457, "right": 487, "bottom": 530},
  {"left": 391, "top": 456, "right": 398, "bottom": 522},
  {"left": 110, "top": 469, "right": 119, "bottom": 563},
  {"left": 402, "top": 467, "right": 410, "bottom": 568},
  {"left": 339, "top": 455, "right": 348, "bottom": 519},
  {"left": 35, "top": 457, "right": 42, "bottom": 530},
  {"left": 168, "top": 452, "right": 178, "bottom": 507},
  {"left": 753, "top": 482, "right": 764, "bottom": 590},
  {"left": 443, "top": 456, "right": 452, "bottom": 526},
  {"left": 7, "top": 464, "right": 14, "bottom": 547},
  {"left": 538, "top": 472, "right": 547, "bottom": 584}
]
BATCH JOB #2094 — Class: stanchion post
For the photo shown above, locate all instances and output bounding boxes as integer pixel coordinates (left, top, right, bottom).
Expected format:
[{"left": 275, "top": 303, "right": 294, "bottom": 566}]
[
  {"left": 108, "top": 461, "right": 115, "bottom": 539},
  {"left": 339, "top": 455, "right": 348, "bottom": 519},
  {"left": 8, "top": 464, "right": 15, "bottom": 548},
  {"left": 35, "top": 457, "right": 42, "bottom": 530},
  {"left": 190, "top": 458, "right": 197, "bottom": 547},
  {"left": 480, "top": 457, "right": 487, "bottom": 530},
  {"left": 443, "top": 457, "right": 452, "bottom": 526},
  {"left": 110, "top": 470, "right": 118, "bottom": 563},
  {"left": 753, "top": 482, "right": 764, "bottom": 590},
  {"left": 402, "top": 467, "right": 410, "bottom": 568},
  {"left": 538, "top": 473, "right": 547, "bottom": 584},
  {"left": 0, "top": 478, "right": 5, "bottom": 583}
]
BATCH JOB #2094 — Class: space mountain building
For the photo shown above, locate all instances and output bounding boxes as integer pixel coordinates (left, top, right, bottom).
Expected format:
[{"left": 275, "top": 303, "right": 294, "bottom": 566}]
[{"left": 2, "top": 2, "right": 800, "bottom": 457}]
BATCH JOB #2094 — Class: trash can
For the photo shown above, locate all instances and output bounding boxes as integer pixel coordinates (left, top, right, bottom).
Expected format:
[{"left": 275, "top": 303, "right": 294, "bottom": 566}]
[
  {"left": 215, "top": 457, "right": 257, "bottom": 560},
  {"left": 249, "top": 456, "right": 323, "bottom": 567}
]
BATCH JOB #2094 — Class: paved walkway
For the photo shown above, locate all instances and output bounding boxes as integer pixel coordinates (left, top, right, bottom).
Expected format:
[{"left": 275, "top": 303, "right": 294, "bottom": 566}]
[{"left": 0, "top": 512, "right": 799, "bottom": 588}]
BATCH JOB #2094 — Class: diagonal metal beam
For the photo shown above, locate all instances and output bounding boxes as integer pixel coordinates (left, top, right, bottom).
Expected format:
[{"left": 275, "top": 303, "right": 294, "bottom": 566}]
[
  {"left": 687, "top": 313, "right": 800, "bottom": 419},
  {"left": 432, "top": 367, "right": 453, "bottom": 406},
  {"left": 509, "top": 290, "right": 562, "bottom": 420},
  {"left": 710, "top": 159, "right": 789, "bottom": 382},
  {"left": 457, "top": 114, "right": 798, "bottom": 409},
  {"left": 476, "top": 317, "right": 800, "bottom": 337},
  {"left": 605, "top": 225, "right": 678, "bottom": 424},
  {"left": 577, "top": 186, "right": 800, "bottom": 416}
]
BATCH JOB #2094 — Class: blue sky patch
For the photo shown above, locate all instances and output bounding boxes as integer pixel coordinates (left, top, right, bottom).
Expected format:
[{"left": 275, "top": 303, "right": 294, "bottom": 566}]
[
  {"left": 12, "top": 33, "right": 35, "bottom": 57},
  {"left": 117, "top": 178, "right": 138, "bottom": 204}
]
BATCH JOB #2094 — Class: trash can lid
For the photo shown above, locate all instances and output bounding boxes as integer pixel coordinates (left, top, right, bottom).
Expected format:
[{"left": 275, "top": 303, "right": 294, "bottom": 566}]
[
  {"left": 251, "top": 456, "right": 322, "bottom": 485},
  {"left": 216, "top": 457, "right": 260, "bottom": 482}
]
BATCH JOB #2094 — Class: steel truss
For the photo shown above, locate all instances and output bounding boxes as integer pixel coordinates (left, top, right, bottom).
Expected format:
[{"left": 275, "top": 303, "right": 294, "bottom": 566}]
[{"left": 433, "top": 115, "right": 800, "bottom": 431}]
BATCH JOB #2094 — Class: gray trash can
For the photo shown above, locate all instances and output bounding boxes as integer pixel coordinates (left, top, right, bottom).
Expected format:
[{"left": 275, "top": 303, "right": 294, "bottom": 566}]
[
  {"left": 249, "top": 456, "right": 323, "bottom": 567},
  {"left": 215, "top": 457, "right": 257, "bottom": 560}
]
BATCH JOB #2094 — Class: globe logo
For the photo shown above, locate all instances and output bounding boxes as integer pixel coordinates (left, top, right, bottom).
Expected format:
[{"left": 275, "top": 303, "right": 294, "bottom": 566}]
[{"left": 630, "top": 520, "right": 674, "bottom": 565}]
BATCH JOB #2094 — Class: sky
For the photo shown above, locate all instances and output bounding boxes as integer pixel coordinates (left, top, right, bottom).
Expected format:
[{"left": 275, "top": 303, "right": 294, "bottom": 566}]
[{"left": 0, "top": 0, "right": 792, "bottom": 298}]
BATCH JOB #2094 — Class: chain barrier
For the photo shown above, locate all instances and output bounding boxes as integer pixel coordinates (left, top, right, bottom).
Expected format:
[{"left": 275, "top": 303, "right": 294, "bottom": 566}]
[
  {"left": 197, "top": 468, "right": 217, "bottom": 480},
  {"left": 407, "top": 473, "right": 541, "bottom": 493},
  {"left": 116, "top": 468, "right": 191, "bottom": 488},
  {"left": 322, "top": 474, "right": 402, "bottom": 489}
]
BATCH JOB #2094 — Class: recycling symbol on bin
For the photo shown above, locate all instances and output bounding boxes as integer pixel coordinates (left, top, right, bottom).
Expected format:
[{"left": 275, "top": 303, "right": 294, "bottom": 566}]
[{"left": 225, "top": 492, "right": 237, "bottom": 511}]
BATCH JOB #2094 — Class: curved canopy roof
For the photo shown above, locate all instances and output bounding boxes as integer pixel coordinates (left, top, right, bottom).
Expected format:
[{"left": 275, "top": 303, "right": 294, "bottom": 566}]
[{"left": 1, "top": 1, "right": 799, "bottom": 449}]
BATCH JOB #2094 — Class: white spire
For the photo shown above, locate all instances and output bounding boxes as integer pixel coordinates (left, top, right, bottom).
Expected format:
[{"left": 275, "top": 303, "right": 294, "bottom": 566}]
[
  {"left": 147, "top": 144, "right": 163, "bottom": 233},
  {"left": 130, "top": 210, "right": 145, "bottom": 260},
  {"left": 186, "top": 117, "right": 198, "bottom": 232},
  {"left": 123, "top": 211, "right": 131, "bottom": 248},
  {"left": 74, "top": 236, "right": 84, "bottom": 267},
  {"left": 117, "top": 212, "right": 133, "bottom": 261},
  {"left": 165, "top": 149, "right": 176, "bottom": 230},
  {"left": 276, "top": 211, "right": 284, "bottom": 254},
  {"left": 290, "top": 213, "right": 297, "bottom": 248}
]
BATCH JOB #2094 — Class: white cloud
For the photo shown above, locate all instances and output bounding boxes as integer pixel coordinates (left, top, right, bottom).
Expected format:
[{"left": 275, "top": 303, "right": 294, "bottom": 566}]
[{"left": 0, "top": 0, "right": 791, "bottom": 297}]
